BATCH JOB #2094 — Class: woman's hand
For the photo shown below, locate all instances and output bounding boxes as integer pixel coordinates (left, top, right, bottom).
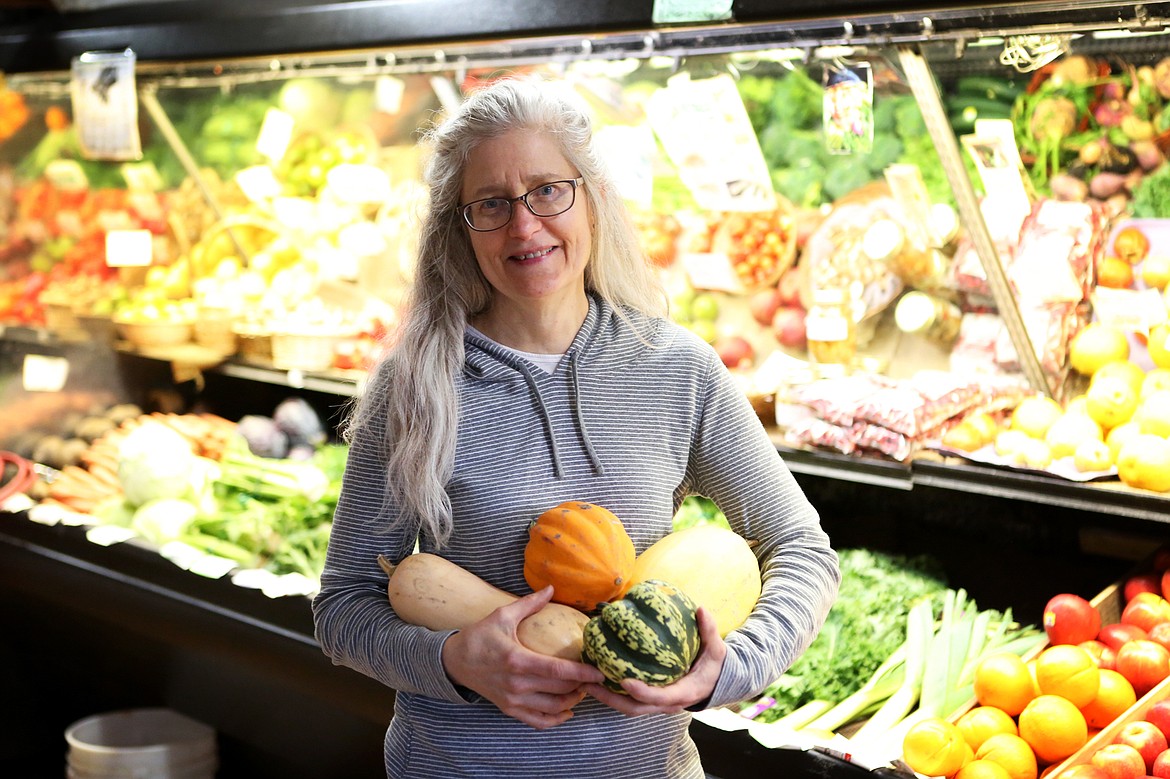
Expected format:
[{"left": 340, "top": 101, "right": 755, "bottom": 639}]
[
  {"left": 584, "top": 606, "right": 727, "bottom": 716},
  {"left": 441, "top": 585, "right": 606, "bottom": 730}
]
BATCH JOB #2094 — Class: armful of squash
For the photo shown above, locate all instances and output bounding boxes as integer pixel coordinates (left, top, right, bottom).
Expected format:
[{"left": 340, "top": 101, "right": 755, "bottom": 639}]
[{"left": 376, "top": 553, "right": 589, "bottom": 661}]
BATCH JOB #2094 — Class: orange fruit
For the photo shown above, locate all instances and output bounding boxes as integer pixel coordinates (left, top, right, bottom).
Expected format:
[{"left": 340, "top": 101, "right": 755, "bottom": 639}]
[
  {"left": 1114, "top": 226, "right": 1151, "bottom": 264},
  {"left": 1069, "top": 324, "right": 1130, "bottom": 376},
  {"left": 1149, "top": 323, "right": 1170, "bottom": 370},
  {"left": 1093, "top": 360, "right": 1147, "bottom": 396},
  {"left": 944, "top": 421, "right": 988, "bottom": 452},
  {"left": 975, "top": 653, "right": 1038, "bottom": 716},
  {"left": 1106, "top": 421, "right": 1143, "bottom": 462},
  {"left": 1085, "top": 376, "right": 1139, "bottom": 430},
  {"left": 976, "top": 733, "right": 1039, "bottom": 779},
  {"left": 1078, "top": 668, "right": 1137, "bottom": 729},
  {"left": 957, "top": 759, "right": 1015, "bottom": 779},
  {"left": 1018, "top": 694, "right": 1089, "bottom": 765},
  {"left": 1141, "top": 254, "right": 1170, "bottom": 291},
  {"left": 1034, "top": 644, "right": 1101, "bottom": 708},
  {"left": 957, "top": 706, "right": 1020, "bottom": 752},
  {"left": 903, "top": 717, "right": 974, "bottom": 777},
  {"left": 1097, "top": 256, "right": 1135, "bottom": 288}
]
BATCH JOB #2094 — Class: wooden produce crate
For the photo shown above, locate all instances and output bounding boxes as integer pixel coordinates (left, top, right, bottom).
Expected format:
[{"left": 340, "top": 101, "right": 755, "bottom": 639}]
[{"left": 1047, "top": 674, "right": 1170, "bottom": 777}]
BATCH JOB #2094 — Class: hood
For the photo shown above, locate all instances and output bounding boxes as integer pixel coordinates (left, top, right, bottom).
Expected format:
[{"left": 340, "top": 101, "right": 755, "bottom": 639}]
[{"left": 461, "top": 293, "right": 660, "bottom": 479}]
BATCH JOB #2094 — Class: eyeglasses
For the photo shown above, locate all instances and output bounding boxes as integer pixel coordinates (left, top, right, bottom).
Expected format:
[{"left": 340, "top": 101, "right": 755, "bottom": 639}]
[{"left": 459, "top": 178, "right": 584, "bottom": 232}]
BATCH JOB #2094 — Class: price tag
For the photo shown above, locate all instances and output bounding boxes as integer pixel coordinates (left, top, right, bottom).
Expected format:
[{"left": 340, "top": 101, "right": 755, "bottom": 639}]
[
  {"left": 256, "top": 107, "right": 295, "bottom": 162},
  {"left": 22, "top": 354, "right": 70, "bottom": 392},
  {"left": 105, "top": 229, "right": 153, "bottom": 267},
  {"left": 44, "top": 159, "right": 88, "bottom": 191},
  {"left": 70, "top": 49, "right": 142, "bottom": 161},
  {"left": 234, "top": 165, "right": 283, "bottom": 203},
  {"left": 1093, "top": 287, "right": 1168, "bottom": 334},
  {"left": 121, "top": 161, "right": 164, "bottom": 192},
  {"left": 680, "top": 251, "right": 743, "bottom": 294},
  {"left": 376, "top": 75, "right": 406, "bottom": 114},
  {"left": 646, "top": 74, "right": 774, "bottom": 213},
  {"left": 593, "top": 124, "right": 656, "bottom": 210},
  {"left": 652, "top": 0, "right": 732, "bottom": 23}
]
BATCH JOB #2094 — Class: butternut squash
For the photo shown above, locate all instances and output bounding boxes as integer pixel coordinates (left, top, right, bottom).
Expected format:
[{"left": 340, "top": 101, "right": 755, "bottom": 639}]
[{"left": 376, "top": 553, "right": 589, "bottom": 661}]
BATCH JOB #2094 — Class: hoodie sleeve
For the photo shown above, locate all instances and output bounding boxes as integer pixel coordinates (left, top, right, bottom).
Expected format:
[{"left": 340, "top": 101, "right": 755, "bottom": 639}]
[
  {"left": 684, "top": 351, "right": 840, "bottom": 710},
  {"left": 311, "top": 387, "right": 471, "bottom": 704}
]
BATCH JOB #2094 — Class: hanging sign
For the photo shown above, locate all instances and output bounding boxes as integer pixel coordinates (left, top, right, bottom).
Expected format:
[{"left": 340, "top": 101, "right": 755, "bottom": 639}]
[
  {"left": 70, "top": 49, "right": 142, "bottom": 161},
  {"left": 646, "top": 74, "right": 774, "bottom": 213}
]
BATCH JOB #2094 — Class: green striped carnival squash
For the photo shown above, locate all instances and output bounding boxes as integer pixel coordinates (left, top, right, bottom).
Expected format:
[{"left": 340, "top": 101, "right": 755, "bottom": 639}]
[{"left": 581, "top": 579, "right": 700, "bottom": 691}]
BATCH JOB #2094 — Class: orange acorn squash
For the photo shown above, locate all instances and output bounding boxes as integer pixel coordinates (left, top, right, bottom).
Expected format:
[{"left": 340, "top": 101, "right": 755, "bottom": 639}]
[{"left": 524, "top": 501, "right": 636, "bottom": 612}]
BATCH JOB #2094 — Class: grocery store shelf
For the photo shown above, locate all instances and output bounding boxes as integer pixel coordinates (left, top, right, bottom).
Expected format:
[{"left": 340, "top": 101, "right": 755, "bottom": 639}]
[
  {"left": 911, "top": 459, "right": 1170, "bottom": 525},
  {"left": 214, "top": 361, "right": 362, "bottom": 397}
]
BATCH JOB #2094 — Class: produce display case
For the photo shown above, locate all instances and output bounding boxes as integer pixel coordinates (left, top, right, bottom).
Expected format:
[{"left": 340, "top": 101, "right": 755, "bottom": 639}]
[{"left": 2, "top": 0, "right": 1170, "bottom": 776}]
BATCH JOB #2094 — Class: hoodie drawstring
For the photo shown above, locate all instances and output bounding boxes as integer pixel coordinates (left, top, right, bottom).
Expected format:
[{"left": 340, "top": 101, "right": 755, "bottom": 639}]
[
  {"left": 515, "top": 363, "right": 566, "bottom": 479},
  {"left": 568, "top": 352, "right": 605, "bottom": 477}
]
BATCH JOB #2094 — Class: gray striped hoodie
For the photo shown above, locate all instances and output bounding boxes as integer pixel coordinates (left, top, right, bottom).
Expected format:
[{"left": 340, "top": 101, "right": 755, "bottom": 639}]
[{"left": 313, "top": 293, "right": 840, "bottom": 778}]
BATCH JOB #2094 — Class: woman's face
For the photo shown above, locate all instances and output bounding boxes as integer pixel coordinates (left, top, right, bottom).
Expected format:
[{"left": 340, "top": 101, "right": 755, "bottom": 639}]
[{"left": 460, "top": 129, "right": 591, "bottom": 314}]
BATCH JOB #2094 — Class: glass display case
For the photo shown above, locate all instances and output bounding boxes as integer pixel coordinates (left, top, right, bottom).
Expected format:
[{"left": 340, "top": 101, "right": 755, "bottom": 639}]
[{"left": 0, "top": 1, "right": 1167, "bottom": 776}]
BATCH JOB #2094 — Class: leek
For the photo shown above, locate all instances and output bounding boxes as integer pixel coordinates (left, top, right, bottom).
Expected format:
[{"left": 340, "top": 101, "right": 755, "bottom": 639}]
[
  {"left": 805, "top": 641, "right": 909, "bottom": 733},
  {"left": 851, "top": 597, "right": 934, "bottom": 744},
  {"left": 773, "top": 700, "right": 834, "bottom": 731}
]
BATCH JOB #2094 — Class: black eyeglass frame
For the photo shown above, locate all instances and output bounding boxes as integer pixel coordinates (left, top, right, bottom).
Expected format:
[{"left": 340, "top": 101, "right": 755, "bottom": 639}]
[{"left": 458, "top": 177, "right": 585, "bottom": 232}]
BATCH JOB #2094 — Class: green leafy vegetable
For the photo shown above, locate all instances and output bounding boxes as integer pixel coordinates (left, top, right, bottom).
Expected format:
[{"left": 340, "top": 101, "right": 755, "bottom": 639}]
[{"left": 747, "top": 548, "right": 948, "bottom": 723}]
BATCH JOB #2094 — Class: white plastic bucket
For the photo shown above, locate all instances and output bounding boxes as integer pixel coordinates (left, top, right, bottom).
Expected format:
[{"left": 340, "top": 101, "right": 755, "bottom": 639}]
[{"left": 65, "top": 708, "right": 218, "bottom": 779}]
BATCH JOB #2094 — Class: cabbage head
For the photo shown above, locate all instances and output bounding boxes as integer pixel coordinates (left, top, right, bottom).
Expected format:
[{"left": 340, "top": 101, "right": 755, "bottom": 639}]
[
  {"left": 131, "top": 498, "right": 199, "bottom": 545},
  {"left": 117, "top": 421, "right": 199, "bottom": 507}
]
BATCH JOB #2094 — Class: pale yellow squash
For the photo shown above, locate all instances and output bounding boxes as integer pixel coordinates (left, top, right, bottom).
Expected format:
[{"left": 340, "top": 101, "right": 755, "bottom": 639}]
[{"left": 631, "top": 526, "right": 761, "bottom": 637}]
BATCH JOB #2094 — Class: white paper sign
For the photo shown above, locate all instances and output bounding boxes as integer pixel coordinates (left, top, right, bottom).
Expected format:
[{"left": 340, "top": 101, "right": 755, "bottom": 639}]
[
  {"left": 646, "top": 74, "right": 774, "bottom": 212},
  {"left": 681, "top": 251, "right": 743, "bottom": 294},
  {"left": 22, "top": 354, "right": 70, "bottom": 392},
  {"left": 376, "top": 75, "right": 406, "bottom": 114},
  {"left": 105, "top": 228, "right": 153, "bottom": 267},
  {"left": 235, "top": 165, "right": 284, "bottom": 202},
  {"left": 256, "top": 107, "right": 295, "bottom": 162},
  {"left": 593, "top": 124, "right": 656, "bottom": 209}
]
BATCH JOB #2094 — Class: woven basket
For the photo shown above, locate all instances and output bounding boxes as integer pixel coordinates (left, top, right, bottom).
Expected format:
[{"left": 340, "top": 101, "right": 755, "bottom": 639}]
[
  {"left": 115, "top": 319, "right": 194, "bottom": 348},
  {"left": 233, "top": 323, "right": 274, "bottom": 365},
  {"left": 194, "top": 308, "right": 238, "bottom": 355},
  {"left": 270, "top": 332, "right": 350, "bottom": 372}
]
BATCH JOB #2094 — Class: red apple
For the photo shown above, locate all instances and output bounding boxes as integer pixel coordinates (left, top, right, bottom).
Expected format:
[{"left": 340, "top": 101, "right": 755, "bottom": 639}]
[
  {"left": 1059, "top": 766, "right": 1111, "bottom": 779},
  {"left": 1102, "top": 623, "right": 1151, "bottom": 651},
  {"left": 1116, "top": 640, "right": 1170, "bottom": 696},
  {"left": 1152, "top": 748, "right": 1170, "bottom": 779},
  {"left": 1123, "top": 597, "right": 1170, "bottom": 634},
  {"left": 1128, "top": 574, "right": 1164, "bottom": 603},
  {"left": 777, "top": 267, "right": 803, "bottom": 307},
  {"left": 748, "top": 287, "right": 783, "bottom": 328},
  {"left": 1082, "top": 639, "right": 1119, "bottom": 670},
  {"left": 1150, "top": 623, "right": 1170, "bottom": 653},
  {"left": 772, "top": 306, "right": 807, "bottom": 349},
  {"left": 1146, "top": 700, "right": 1170, "bottom": 742},
  {"left": 1116, "top": 721, "right": 1170, "bottom": 773},
  {"left": 715, "top": 335, "right": 755, "bottom": 370},
  {"left": 1093, "top": 743, "right": 1149, "bottom": 779},
  {"left": 1046, "top": 593, "right": 1103, "bottom": 645}
]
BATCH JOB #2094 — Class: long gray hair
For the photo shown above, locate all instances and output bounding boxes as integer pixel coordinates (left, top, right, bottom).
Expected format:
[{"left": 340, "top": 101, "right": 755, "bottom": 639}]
[{"left": 346, "top": 76, "right": 666, "bottom": 546}]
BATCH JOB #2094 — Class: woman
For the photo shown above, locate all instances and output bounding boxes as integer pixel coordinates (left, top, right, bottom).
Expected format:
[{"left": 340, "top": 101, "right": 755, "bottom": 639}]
[{"left": 313, "top": 76, "right": 839, "bottom": 779}]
